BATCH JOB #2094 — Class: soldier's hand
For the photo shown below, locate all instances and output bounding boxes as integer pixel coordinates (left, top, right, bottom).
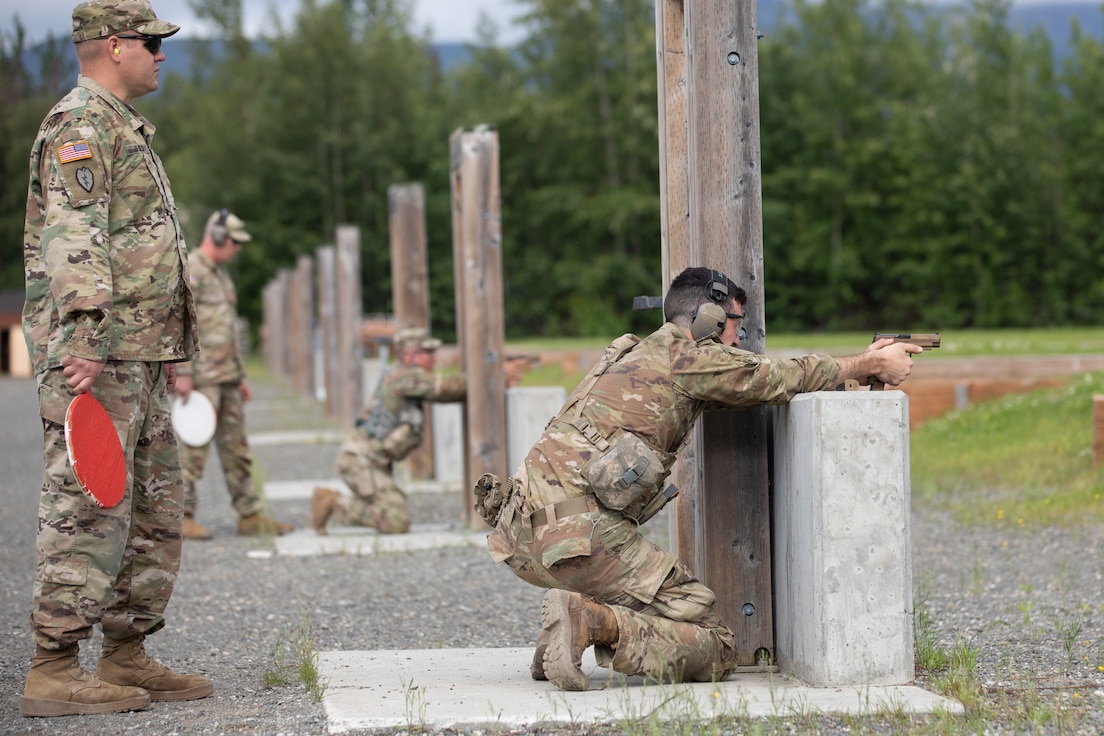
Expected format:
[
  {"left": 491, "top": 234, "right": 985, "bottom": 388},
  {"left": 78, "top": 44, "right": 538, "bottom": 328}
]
[
  {"left": 164, "top": 363, "right": 178, "bottom": 394},
  {"left": 239, "top": 380, "right": 252, "bottom": 402},
  {"left": 61, "top": 356, "right": 104, "bottom": 395},
  {"left": 174, "top": 371, "right": 191, "bottom": 400}
]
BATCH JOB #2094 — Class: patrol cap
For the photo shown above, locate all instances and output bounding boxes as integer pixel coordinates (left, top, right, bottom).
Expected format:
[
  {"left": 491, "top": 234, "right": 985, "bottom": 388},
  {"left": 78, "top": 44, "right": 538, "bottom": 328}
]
[
  {"left": 72, "top": 0, "right": 181, "bottom": 43},
  {"left": 394, "top": 327, "right": 442, "bottom": 353},
  {"left": 206, "top": 209, "right": 253, "bottom": 243}
]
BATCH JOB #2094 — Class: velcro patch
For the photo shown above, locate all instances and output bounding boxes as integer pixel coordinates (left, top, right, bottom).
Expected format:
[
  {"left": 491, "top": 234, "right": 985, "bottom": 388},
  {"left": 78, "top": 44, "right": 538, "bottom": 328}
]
[{"left": 57, "top": 140, "right": 92, "bottom": 164}]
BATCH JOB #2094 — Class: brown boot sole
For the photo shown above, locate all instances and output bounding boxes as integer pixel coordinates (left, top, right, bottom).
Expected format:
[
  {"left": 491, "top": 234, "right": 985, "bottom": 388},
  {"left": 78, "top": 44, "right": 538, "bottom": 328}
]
[
  {"left": 20, "top": 691, "right": 151, "bottom": 717},
  {"left": 540, "top": 589, "right": 589, "bottom": 691},
  {"left": 146, "top": 681, "right": 214, "bottom": 702}
]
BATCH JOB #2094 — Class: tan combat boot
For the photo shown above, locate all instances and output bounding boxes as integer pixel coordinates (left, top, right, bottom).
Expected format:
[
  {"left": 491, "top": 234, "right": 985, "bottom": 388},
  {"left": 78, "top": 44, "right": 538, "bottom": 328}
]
[
  {"left": 182, "top": 514, "right": 213, "bottom": 540},
  {"left": 530, "top": 624, "right": 550, "bottom": 681},
  {"left": 310, "top": 486, "right": 342, "bottom": 535},
  {"left": 21, "top": 643, "right": 151, "bottom": 717},
  {"left": 237, "top": 512, "right": 294, "bottom": 536},
  {"left": 97, "top": 635, "right": 213, "bottom": 702},
  {"left": 541, "top": 589, "right": 619, "bottom": 691}
]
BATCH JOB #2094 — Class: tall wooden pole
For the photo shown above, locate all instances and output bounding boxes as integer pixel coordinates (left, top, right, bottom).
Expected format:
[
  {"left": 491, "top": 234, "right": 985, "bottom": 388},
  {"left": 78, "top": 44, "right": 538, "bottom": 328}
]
[
  {"left": 316, "top": 245, "right": 339, "bottom": 416},
  {"left": 657, "top": 0, "right": 772, "bottom": 665},
  {"left": 388, "top": 183, "right": 435, "bottom": 480},
  {"left": 450, "top": 126, "right": 506, "bottom": 529},
  {"left": 335, "top": 225, "right": 363, "bottom": 429}
]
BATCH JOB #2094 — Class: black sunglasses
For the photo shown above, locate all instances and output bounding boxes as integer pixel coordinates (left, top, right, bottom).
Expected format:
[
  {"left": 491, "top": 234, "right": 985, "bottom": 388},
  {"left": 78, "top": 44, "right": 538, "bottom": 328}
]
[
  {"left": 116, "top": 34, "right": 162, "bottom": 55},
  {"left": 725, "top": 312, "right": 745, "bottom": 322}
]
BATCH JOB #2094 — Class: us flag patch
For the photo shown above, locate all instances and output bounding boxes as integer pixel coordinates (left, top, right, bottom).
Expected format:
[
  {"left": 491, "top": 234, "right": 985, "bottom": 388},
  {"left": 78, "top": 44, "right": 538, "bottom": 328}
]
[{"left": 57, "top": 140, "right": 92, "bottom": 164}]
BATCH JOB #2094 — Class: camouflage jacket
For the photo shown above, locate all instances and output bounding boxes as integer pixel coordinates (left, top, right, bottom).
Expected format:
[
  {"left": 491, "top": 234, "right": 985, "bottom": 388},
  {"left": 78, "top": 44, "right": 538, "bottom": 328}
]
[
  {"left": 518, "top": 322, "right": 842, "bottom": 513},
  {"left": 177, "top": 250, "right": 243, "bottom": 385},
  {"left": 356, "top": 365, "right": 467, "bottom": 448},
  {"left": 22, "top": 75, "right": 197, "bottom": 374}
]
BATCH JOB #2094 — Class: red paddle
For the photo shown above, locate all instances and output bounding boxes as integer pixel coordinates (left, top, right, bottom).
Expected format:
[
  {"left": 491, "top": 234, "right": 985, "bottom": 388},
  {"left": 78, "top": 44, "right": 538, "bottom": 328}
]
[{"left": 64, "top": 393, "right": 126, "bottom": 508}]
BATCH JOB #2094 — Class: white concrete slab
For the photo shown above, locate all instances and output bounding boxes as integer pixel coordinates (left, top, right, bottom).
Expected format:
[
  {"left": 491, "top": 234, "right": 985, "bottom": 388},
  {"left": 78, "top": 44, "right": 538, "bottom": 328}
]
[
  {"left": 274, "top": 524, "right": 487, "bottom": 557},
  {"left": 319, "top": 647, "right": 963, "bottom": 734}
]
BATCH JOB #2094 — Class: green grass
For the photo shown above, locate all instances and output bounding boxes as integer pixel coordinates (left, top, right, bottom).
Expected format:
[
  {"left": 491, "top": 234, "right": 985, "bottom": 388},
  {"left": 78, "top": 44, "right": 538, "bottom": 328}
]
[
  {"left": 910, "top": 371, "right": 1104, "bottom": 526},
  {"left": 765, "top": 326, "right": 1104, "bottom": 357}
]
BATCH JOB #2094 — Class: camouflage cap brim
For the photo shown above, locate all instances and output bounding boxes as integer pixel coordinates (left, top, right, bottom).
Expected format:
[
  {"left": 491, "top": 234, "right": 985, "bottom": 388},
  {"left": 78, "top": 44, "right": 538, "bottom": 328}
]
[{"left": 132, "top": 19, "right": 180, "bottom": 38}]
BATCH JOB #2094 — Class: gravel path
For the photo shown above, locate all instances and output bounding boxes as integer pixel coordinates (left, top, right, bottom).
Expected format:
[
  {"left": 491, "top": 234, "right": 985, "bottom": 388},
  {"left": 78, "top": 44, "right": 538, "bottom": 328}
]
[{"left": 2, "top": 372, "right": 1103, "bottom": 735}]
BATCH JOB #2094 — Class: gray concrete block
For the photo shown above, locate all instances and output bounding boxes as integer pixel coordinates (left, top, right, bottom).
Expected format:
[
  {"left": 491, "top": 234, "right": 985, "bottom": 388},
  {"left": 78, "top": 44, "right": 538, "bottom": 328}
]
[{"left": 772, "top": 391, "right": 914, "bottom": 686}]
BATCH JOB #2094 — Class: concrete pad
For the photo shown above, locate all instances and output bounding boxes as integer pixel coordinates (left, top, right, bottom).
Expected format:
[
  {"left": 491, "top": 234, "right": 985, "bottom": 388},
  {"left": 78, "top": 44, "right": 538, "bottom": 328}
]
[
  {"left": 319, "top": 647, "right": 963, "bottom": 733},
  {"left": 263, "top": 478, "right": 462, "bottom": 500},
  {"left": 249, "top": 429, "right": 346, "bottom": 446},
  {"left": 274, "top": 525, "right": 487, "bottom": 557}
]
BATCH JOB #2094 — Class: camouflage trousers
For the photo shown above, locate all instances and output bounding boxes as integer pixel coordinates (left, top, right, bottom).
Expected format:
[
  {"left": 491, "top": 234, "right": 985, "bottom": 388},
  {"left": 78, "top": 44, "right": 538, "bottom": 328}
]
[
  {"left": 32, "top": 362, "right": 183, "bottom": 649},
  {"left": 179, "top": 382, "right": 261, "bottom": 518},
  {"left": 334, "top": 433, "right": 411, "bottom": 534},
  {"left": 488, "top": 491, "right": 738, "bottom": 684}
]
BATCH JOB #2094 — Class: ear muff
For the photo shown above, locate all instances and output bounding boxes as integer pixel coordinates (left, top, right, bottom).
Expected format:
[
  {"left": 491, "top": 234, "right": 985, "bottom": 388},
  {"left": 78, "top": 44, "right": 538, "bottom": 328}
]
[
  {"left": 211, "top": 208, "right": 230, "bottom": 246},
  {"left": 690, "top": 302, "right": 727, "bottom": 341},
  {"left": 708, "top": 269, "right": 729, "bottom": 304}
]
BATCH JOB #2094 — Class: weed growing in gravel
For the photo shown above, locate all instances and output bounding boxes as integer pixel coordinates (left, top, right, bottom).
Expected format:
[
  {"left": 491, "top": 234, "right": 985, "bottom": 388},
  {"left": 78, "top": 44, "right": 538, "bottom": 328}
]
[
  {"left": 261, "top": 613, "right": 328, "bottom": 702},
  {"left": 1056, "top": 610, "right": 1085, "bottom": 675},
  {"left": 914, "top": 588, "right": 949, "bottom": 673},
  {"left": 401, "top": 676, "right": 427, "bottom": 731}
]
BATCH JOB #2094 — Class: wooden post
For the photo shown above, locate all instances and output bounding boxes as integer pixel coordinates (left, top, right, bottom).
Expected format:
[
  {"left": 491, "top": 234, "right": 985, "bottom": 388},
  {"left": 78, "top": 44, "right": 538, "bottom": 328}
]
[
  {"left": 389, "top": 183, "right": 435, "bottom": 480},
  {"left": 262, "top": 271, "right": 290, "bottom": 377},
  {"left": 335, "top": 225, "right": 364, "bottom": 429},
  {"left": 289, "top": 256, "right": 315, "bottom": 400},
  {"left": 1094, "top": 395, "right": 1104, "bottom": 466},
  {"left": 316, "top": 245, "right": 339, "bottom": 416},
  {"left": 450, "top": 126, "right": 506, "bottom": 529},
  {"left": 657, "top": 0, "right": 772, "bottom": 665}
]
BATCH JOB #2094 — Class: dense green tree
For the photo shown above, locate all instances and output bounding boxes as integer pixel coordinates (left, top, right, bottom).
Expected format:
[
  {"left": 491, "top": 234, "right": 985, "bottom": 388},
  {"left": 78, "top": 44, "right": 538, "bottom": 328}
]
[{"left": 4, "top": 0, "right": 1104, "bottom": 339}]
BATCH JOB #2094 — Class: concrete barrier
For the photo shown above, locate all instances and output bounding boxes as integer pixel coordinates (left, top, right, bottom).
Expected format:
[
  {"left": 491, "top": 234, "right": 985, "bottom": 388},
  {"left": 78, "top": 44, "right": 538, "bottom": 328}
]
[
  {"left": 506, "top": 386, "right": 566, "bottom": 474},
  {"left": 772, "top": 391, "right": 913, "bottom": 686}
]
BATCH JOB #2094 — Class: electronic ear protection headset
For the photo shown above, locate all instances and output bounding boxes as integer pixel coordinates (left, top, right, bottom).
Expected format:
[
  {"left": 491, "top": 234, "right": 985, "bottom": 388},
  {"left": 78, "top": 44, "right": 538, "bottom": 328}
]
[
  {"left": 689, "top": 269, "right": 733, "bottom": 341},
  {"left": 211, "top": 209, "right": 230, "bottom": 246},
  {"left": 690, "top": 302, "right": 727, "bottom": 341}
]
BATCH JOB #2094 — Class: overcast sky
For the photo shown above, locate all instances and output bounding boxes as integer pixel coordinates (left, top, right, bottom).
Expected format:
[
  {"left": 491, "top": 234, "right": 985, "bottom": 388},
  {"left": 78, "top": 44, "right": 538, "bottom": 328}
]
[
  {"left": 7, "top": 0, "right": 1087, "bottom": 47},
  {"left": 8, "top": 0, "right": 528, "bottom": 46}
]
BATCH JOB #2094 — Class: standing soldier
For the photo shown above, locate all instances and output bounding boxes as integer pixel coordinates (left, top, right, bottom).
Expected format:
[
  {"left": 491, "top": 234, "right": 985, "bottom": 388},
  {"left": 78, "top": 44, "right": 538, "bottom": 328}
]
[
  {"left": 174, "top": 209, "right": 294, "bottom": 539},
  {"left": 21, "top": 0, "right": 212, "bottom": 716},
  {"left": 311, "top": 327, "right": 466, "bottom": 534}
]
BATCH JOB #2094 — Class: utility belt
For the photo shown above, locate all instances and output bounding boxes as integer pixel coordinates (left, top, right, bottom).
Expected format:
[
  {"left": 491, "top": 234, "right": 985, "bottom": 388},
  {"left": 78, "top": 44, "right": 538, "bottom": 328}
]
[
  {"left": 528, "top": 494, "right": 599, "bottom": 527},
  {"left": 474, "top": 473, "right": 601, "bottom": 530}
]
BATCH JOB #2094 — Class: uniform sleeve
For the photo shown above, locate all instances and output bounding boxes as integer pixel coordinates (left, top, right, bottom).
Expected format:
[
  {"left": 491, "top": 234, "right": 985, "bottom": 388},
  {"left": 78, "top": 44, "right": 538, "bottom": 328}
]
[
  {"left": 391, "top": 368, "right": 466, "bottom": 403},
  {"left": 429, "top": 372, "right": 467, "bottom": 403},
  {"left": 677, "top": 344, "right": 841, "bottom": 409},
  {"left": 40, "top": 116, "right": 114, "bottom": 363}
]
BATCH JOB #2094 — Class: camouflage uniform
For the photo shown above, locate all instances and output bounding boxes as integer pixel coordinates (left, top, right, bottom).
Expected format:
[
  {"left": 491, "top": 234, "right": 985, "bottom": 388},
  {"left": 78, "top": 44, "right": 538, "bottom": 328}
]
[
  {"left": 487, "top": 322, "right": 841, "bottom": 684},
  {"left": 335, "top": 365, "right": 466, "bottom": 533},
  {"left": 22, "top": 75, "right": 198, "bottom": 648},
  {"left": 176, "top": 249, "right": 262, "bottom": 519}
]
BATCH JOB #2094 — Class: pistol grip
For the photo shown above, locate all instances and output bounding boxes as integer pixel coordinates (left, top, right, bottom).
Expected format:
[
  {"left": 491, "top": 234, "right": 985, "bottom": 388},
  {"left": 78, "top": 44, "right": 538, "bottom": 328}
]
[{"left": 869, "top": 378, "right": 885, "bottom": 391}]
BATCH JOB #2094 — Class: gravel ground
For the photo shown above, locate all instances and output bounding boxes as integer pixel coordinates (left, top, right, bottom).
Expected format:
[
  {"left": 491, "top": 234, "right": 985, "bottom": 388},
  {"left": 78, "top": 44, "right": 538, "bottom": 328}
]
[{"left": 2, "top": 372, "right": 1104, "bottom": 735}]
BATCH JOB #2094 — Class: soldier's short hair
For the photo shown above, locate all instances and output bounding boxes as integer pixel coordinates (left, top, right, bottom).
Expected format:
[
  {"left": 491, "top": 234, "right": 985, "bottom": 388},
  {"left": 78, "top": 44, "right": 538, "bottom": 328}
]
[{"left": 664, "top": 267, "right": 746, "bottom": 325}]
